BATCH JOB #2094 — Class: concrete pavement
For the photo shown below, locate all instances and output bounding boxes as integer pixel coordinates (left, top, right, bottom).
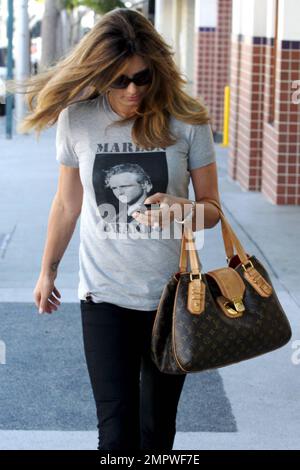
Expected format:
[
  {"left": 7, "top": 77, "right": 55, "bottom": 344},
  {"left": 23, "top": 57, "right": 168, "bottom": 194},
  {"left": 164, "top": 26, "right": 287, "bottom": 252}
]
[{"left": 0, "top": 115, "right": 299, "bottom": 450}]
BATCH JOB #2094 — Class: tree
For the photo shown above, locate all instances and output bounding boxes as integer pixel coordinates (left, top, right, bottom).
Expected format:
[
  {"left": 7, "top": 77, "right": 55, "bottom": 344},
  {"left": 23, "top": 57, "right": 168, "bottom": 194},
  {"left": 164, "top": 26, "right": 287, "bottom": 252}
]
[
  {"left": 63, "top": 0, "right": 125, "bottom": 15},
  {"left": 40, "top": 0, "right": 125, "bottom": 69},
  {"left": 40, "top": 0, "right": 61, "bottom": 69}
]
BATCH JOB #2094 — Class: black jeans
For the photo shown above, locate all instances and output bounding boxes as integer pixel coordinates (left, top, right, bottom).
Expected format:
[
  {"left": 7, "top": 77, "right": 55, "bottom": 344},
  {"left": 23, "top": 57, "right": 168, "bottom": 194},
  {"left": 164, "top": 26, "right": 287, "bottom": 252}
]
[{"left": 80, "top": 299, "right": 187, "bottom": 451}]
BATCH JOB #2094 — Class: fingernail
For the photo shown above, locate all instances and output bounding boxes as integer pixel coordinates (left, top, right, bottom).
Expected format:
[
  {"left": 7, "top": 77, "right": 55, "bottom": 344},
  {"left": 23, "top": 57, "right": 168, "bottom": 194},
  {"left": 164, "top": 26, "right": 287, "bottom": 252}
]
[{"left": 39, "top": 308, "right": 43, "bottom": 314}]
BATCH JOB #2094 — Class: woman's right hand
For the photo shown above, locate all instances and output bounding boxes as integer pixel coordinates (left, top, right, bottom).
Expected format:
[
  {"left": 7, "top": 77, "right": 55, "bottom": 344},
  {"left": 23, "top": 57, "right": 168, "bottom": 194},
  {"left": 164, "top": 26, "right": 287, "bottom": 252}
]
[{"left": 33, "top": 274, "right": 61, "bottom": 314}]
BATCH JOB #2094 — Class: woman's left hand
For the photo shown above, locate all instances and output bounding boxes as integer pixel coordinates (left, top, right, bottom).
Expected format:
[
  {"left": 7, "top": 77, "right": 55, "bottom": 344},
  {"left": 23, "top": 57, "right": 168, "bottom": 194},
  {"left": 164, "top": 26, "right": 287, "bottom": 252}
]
[{"left": 131, "top": 192, "right": 193, "bottom": 229}]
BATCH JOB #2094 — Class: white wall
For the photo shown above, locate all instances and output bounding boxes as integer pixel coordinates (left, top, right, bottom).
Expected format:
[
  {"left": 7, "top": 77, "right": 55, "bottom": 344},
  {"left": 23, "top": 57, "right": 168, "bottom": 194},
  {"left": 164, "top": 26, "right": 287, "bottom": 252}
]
[
  {"left": 232, "top": 0, "right": 300, "bottom": 41},
  {"left": 239, "top": 0, "right": 268, "bottom": 37},
  {"left": 278, "top": 0, "right": 300, "bottom": 40},
  {"left": 180, "top": 0, "right": 195, "bottom": 93},
  {"left": 194, "top": 0, "right": 217, "bottom": 29},
  {"left": 232, "top": 0, "right": 242, "bottom": 35},
  {"left": 154, "top": 0, "right": 175, "bottom": 47}
]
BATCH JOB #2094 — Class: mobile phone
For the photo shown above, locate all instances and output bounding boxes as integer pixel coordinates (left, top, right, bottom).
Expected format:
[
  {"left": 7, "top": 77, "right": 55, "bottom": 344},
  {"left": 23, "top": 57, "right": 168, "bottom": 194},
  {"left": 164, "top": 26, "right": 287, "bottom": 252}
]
[{"left": 143, "top": 203, "right": 160, "bottom": 210}]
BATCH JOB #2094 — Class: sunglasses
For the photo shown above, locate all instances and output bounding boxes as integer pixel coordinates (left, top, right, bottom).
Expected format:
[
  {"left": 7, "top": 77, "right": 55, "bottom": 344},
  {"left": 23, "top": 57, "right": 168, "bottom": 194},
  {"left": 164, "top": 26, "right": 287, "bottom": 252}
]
[{"left": 110, "top": 68, "right": 152, "bottom": 89}]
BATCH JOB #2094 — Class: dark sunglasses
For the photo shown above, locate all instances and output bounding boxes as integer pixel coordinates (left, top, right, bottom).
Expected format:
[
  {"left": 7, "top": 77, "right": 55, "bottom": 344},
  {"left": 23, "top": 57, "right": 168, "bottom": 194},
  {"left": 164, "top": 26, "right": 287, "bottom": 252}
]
[{"left": 110, "top": 68, "right": 152, "bottom": 89}]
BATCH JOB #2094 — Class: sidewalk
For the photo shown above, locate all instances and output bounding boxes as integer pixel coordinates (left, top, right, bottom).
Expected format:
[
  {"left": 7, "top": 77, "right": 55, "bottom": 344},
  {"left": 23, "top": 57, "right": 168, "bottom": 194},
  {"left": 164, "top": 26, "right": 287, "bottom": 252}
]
[
  {"left": 0, "top": 116, "right": 299, "bottom": 450},
  {"left": 187, "top": 145, "right": 300, "bottom": 450}
]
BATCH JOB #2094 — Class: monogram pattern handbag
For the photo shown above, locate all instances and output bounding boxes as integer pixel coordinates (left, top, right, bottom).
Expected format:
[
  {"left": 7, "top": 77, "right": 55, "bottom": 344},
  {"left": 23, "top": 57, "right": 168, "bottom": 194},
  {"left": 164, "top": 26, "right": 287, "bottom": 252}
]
[{"left": 151, "top": 198, "right": 292, "bottom": 375}]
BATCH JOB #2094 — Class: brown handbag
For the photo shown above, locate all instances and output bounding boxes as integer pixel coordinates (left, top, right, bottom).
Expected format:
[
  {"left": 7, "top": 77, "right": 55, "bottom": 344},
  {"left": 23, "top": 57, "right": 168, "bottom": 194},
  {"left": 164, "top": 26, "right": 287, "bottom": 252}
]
[{"left": 151, "top": 198, "right": 292, "bottom": 375}]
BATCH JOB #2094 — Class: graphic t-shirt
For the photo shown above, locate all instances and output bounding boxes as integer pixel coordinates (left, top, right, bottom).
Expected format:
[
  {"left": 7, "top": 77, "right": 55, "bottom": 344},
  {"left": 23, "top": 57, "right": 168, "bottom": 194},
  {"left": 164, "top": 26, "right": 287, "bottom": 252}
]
[{"left": 55, "top": 93, "right": 216, "bottom": 310}]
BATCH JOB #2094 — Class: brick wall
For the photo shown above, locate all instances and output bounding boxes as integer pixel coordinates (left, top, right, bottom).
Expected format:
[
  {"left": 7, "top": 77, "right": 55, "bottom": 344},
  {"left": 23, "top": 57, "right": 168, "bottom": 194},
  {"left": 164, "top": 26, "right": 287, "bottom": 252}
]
[
  {"left": 262, "top": 39, "right": 300, "bottom": 204},
  {"left": 194, "top": 0, "right": 232, "bottom": 135},
  {"left": 229, "top": 35, "right": 266, "bottom": 190},
  {"left": 229, "top": 35, "right": 300, "bottom": 204}
]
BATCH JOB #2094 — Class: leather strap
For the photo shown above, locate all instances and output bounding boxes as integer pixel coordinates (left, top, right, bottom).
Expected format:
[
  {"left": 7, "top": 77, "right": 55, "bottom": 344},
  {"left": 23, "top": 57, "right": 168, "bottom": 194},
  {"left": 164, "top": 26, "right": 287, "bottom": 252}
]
[
  {"left": 179, "top": 226, "right": 201, "bottom": 275},
  {"left": 179, "top": 198, "right": 249, "bottom": 273},
  {"left": 206, "top": 267, "right": 245, "bottom": 301},
  {"left": 200, "top": 198, "right": 235, "bottom": 259},
  {"left": 178, "top": 199, "right": 272, "bottom": 306}
]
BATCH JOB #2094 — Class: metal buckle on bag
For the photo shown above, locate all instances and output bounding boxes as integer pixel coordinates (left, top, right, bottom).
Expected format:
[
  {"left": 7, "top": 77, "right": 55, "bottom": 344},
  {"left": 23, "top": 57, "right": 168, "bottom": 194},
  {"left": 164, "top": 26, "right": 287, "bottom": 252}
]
[
  {"left": 187, "top": 273, "right": 205, "bottom": 313},
  {"left": 241, "top": 260, "right": 273, "bottom": 297},
  {"left": 190, "top": 272, "right": 202, "bottom": 282},
  {"left": 232, "top": 296, "right": 245, "bottom": 313},
  {"left": 187, "top": 275, "right": 205, "bottom": 314},
  {"left": 216, "top": 295, "right": 245, "bottom": 318},
  {"left": 241, "top": 260, "right": 254, "bottom": 271}
]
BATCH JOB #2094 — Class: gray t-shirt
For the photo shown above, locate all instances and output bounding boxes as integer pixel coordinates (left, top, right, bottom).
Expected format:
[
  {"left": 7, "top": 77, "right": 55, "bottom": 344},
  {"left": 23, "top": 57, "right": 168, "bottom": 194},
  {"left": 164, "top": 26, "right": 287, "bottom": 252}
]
[{"left": 55, "top": 93, "right": 216, "bottom": 310}]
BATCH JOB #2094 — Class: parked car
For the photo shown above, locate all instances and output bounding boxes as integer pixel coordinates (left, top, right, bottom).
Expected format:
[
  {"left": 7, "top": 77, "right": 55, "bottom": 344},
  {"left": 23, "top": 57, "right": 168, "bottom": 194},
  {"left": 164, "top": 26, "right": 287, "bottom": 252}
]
[
  {"left": 0, "top": 47, "right": 15, "bottom": 116},
  {"left": 30, "top": 37, "right": 41, "bottom": 75}
]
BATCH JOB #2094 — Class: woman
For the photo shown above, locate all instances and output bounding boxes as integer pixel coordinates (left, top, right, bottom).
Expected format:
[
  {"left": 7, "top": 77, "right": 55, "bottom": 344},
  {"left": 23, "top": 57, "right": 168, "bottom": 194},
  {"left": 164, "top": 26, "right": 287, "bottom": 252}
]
[{"left": 10, "top": 7, "right": 221, "bottom": 451}]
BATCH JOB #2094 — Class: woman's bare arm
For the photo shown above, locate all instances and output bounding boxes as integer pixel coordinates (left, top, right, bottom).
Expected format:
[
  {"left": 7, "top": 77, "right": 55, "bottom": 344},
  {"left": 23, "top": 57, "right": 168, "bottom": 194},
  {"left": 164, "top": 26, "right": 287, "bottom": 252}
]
[
  {"left": 190, "top": 162, "right": 221, "bottom": 230},
  {"left": 33, "top": 164, "right": 83, "bottom": 314}
]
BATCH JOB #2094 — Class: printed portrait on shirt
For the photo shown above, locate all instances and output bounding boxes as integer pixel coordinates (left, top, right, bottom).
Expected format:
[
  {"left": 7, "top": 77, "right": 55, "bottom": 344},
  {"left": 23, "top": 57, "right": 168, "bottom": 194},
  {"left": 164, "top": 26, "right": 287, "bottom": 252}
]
[{"left": 92, "top": 148, "right": 168, "bottom": 235}]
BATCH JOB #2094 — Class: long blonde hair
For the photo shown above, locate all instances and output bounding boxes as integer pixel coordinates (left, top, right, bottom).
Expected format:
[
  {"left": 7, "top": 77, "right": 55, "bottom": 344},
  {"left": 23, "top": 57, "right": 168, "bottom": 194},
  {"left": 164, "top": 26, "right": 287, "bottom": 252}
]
[{"left": 6, "top": 7, "right": 210, "bottom": 149}]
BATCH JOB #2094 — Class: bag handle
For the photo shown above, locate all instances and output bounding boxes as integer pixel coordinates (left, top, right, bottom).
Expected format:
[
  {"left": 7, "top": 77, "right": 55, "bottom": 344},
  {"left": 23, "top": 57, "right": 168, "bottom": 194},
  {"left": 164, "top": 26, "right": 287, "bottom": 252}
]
[
  {"left": 200, "top": 198, "right": 249, "bottom": 264},
  {"left": 200, "top": 198, "right": 235, "bottom": 260},
  {"left": 179, "top": 198, "right": 235, "bottom": 273},
  {"left": 179, "top": 198, "right": 249, "bottom": 273},
  {"left": 179, "top": 226, "right": 202, "bottom": 275}
]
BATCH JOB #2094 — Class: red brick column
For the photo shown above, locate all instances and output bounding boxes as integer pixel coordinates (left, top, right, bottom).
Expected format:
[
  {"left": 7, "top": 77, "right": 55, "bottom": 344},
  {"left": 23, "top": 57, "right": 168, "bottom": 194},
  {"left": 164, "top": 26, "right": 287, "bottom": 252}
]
[
  {"left": 194, "top": 0, "right": 232, "bottom": 136},
  {"left": 228, "top": 35, "right": 266, "bottom": 190},
  {"left": 262, "top": 40, "right": 300, "bottom": 204},
  {"left": 212, "top": 0, "right": 232, "bottom": 134},
  {"left": 195, "top": 26, "right": 216, "bottom": 121}
]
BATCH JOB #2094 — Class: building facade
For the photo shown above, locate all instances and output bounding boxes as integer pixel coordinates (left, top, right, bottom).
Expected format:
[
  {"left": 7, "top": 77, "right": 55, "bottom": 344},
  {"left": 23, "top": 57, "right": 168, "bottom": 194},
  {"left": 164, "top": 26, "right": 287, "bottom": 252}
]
[{"left": 154, "top": 0, "right": 300, "bottom": 205}]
